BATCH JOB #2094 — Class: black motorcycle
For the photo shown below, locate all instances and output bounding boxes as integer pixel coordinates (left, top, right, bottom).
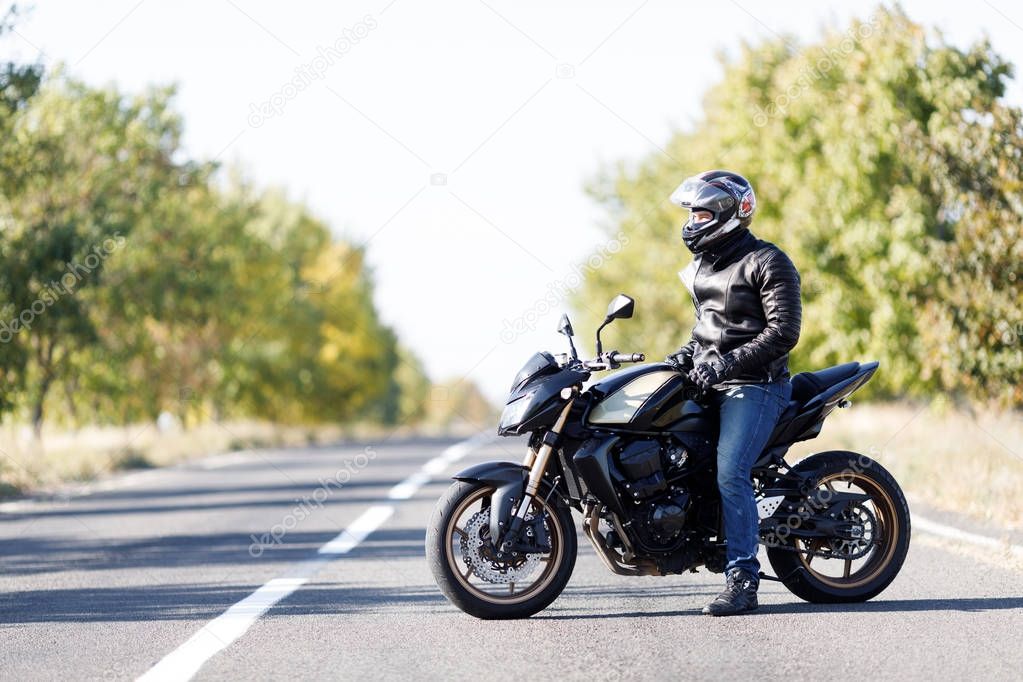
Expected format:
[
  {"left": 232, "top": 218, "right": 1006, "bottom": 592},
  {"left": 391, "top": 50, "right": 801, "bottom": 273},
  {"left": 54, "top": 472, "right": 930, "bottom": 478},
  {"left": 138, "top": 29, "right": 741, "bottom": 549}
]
[{"left": 427, "top": 294, "right": 910, "bottom": 619}]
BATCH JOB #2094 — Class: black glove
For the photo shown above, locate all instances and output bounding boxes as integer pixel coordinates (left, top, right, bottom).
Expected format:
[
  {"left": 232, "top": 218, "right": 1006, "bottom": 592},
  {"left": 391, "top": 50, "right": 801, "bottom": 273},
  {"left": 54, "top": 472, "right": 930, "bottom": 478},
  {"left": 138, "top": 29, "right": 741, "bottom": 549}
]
[
  {"left": 688, "top": 358, "right": 737, "bottom": 391},
  {"left": 666, "top": 346, "right": 695, "bottom": 373}
]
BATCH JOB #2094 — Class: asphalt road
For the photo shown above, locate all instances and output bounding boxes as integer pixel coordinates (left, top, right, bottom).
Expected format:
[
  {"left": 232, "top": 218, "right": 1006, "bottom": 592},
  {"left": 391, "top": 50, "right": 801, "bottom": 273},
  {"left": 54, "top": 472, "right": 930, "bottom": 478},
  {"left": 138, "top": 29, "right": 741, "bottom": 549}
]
[{"left": 1, "top": 435, "right": 1021, "bottom": 681}]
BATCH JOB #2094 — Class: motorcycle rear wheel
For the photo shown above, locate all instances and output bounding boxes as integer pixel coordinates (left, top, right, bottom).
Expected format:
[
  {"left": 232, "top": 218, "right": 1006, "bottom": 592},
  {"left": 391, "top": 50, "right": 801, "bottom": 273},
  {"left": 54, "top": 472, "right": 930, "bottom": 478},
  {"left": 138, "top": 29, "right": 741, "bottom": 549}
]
[
  {"left": 426, "top": 480, "right": 576, "bottom": 619},
  {"left": 767, "top": 450, "right": 910, "bottom": 603}
]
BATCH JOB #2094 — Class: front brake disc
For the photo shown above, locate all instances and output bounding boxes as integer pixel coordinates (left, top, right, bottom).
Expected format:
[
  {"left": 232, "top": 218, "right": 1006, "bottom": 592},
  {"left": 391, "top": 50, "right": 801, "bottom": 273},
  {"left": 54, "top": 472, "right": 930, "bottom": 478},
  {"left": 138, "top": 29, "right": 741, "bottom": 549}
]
[{"left": 459, "top": 508, "right": 542, "bottom": 584}]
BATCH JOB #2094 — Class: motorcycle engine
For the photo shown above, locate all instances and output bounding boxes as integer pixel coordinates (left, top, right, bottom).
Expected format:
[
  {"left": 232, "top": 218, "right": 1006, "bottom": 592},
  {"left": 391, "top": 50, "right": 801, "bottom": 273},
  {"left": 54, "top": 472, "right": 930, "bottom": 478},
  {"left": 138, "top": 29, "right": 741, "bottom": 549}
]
[
  {"left": 615, "top": 439, "right": 693, "bottom": 547},
  {"left": 643, "top": 491, "right": 691, "bottom": 544}
]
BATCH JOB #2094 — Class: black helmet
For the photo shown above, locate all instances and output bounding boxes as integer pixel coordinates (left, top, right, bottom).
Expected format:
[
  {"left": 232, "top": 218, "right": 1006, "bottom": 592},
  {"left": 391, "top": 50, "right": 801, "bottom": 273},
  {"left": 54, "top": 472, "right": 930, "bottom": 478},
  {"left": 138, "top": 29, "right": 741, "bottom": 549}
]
[{"left": 669, "top": 170, "right": 756, "bottom": 253}]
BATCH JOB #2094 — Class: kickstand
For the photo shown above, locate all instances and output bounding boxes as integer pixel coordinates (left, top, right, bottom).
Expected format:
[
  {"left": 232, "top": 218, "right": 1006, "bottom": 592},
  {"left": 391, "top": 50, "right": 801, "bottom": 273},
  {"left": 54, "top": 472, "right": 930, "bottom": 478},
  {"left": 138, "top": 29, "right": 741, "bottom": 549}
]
[{"left": 759, "top": 566, "right": 807, "bottom": 583}]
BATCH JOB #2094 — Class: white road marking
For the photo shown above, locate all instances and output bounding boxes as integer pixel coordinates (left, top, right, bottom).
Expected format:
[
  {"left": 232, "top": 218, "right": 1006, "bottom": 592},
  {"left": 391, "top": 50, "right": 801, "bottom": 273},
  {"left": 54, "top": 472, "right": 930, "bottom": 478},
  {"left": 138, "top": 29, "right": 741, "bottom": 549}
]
[
  {"left": 318, "top": 505, "right": 394, "bottom": 554},
  {"left": 196, "top": 451, "right": 256, "bottom": 470},
  {"left": 137, "top": 433, "right": 492, "bottom": 681},
  {"left": 388, "top": 471, "right": 431, "bottom": 500},
  {"left": 137, "top": 576, "right": 312, "bottom": 682},
  {"left": 0, "top": 451, "right": 259, "bottom": 513},
  {"left": 388, "top": 431, "right": 493, "bottom": 500},
  {"left": 0, "top": 470, "right": 162, "bottom": 513},
  {"left": 914, "top": 513, "right": 1023, "bottom": 559}
]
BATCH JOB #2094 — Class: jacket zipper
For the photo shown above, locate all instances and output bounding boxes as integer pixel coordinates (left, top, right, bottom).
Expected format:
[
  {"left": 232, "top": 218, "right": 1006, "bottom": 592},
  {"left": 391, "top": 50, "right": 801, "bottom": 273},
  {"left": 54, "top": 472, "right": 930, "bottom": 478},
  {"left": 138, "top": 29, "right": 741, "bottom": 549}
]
[{"left": 692, "top": 256, "right": 704, "bottom": 313}]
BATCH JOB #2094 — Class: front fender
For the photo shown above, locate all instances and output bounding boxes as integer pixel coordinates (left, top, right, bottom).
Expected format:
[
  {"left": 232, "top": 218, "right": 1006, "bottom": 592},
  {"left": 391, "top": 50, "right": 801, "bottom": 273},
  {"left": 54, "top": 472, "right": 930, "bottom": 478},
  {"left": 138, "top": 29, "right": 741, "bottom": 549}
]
[{"left": 453, "top": 461, "right": 528, "bottom": 544}]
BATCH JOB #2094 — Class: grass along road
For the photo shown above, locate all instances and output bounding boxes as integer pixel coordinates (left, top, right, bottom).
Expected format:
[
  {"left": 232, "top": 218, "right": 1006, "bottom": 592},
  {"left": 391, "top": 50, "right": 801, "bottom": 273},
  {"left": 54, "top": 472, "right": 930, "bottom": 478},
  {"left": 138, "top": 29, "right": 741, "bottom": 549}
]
[{"left": 786, "top": 402, "right": 1023, "bottom": 530}]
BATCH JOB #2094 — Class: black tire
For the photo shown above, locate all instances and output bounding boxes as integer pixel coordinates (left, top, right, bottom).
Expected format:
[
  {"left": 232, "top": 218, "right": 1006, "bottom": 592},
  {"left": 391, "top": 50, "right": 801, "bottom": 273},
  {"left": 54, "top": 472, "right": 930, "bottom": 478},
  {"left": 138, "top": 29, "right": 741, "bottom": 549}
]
[
  {"left": 767, "top": 450, "right": 911, "bottom": 603},
  {"left": 426, "top": 480, "right": 577, "bottom": 619}
]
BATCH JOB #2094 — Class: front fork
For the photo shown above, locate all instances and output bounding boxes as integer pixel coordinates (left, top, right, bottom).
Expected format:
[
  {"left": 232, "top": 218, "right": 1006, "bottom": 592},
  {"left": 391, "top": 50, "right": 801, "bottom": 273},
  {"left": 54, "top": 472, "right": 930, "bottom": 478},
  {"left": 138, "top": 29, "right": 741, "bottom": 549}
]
[{"left": 499, "top": 392, "right": 576, "bottom": 552}]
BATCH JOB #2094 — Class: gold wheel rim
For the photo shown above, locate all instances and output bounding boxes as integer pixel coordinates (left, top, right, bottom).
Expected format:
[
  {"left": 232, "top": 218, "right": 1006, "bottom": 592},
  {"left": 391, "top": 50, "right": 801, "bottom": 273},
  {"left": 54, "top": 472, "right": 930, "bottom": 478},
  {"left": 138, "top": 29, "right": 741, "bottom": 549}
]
[
  {"left": 795, "top": 471, "right": 899, "bottom": 589},
  {"left": 445, "top": 486, "right": 564, "bottom": 605}
]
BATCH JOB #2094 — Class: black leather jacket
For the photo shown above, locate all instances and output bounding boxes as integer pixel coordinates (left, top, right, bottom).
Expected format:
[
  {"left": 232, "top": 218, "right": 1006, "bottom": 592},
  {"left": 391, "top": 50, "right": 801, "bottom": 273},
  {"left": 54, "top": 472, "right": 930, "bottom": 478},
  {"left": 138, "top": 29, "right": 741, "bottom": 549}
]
[{"left": 679, "top": 230, "right": 802, "bottom": 385}]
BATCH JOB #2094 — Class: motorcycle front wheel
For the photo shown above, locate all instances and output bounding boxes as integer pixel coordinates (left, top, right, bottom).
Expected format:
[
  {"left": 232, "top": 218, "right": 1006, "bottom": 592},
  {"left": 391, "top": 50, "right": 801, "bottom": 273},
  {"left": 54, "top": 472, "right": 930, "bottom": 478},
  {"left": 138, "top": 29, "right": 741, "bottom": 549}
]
[
  {"left": 767, "top": 450, "right": 911, "bottom": 603},
  {"left": 426, "top": 480, "right": 576, "bottom": 619}
]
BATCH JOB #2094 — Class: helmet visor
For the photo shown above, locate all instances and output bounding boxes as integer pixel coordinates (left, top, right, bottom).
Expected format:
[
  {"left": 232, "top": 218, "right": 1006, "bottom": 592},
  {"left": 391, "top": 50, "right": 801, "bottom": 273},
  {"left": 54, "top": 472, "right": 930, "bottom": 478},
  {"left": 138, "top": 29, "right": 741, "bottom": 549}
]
[{"left": 669, "top": 178, "right": 735, "bottom": 213}]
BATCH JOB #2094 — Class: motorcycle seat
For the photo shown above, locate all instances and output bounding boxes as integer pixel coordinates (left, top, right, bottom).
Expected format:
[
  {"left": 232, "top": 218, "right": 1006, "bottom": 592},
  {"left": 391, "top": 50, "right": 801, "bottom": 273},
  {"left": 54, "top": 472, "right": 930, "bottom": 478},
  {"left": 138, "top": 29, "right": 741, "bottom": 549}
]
[{"left": 790, "top": 362, "right": 861, "bottom": 404}]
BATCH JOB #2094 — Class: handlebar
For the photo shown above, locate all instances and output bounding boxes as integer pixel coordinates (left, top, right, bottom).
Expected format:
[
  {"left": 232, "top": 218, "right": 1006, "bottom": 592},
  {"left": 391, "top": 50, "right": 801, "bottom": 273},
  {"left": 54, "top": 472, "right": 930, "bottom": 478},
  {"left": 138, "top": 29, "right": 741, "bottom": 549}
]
[{"left": 580, "top": 351, "right": 645, "bottom": 370}]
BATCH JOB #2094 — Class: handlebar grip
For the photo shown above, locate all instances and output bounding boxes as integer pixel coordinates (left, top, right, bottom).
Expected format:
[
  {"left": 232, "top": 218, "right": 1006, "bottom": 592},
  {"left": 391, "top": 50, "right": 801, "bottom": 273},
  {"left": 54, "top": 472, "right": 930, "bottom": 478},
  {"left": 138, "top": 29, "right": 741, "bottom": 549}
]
[{"left": 611, "top": 352, "right": 645, "bottom": 363}]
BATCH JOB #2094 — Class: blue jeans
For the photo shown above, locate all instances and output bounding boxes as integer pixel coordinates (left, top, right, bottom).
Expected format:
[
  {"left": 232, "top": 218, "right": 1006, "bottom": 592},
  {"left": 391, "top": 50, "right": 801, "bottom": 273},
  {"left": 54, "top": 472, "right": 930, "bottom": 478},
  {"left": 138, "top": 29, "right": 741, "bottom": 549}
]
[{"left": 710, "top": 379, "right": 792, "bottom": 579}]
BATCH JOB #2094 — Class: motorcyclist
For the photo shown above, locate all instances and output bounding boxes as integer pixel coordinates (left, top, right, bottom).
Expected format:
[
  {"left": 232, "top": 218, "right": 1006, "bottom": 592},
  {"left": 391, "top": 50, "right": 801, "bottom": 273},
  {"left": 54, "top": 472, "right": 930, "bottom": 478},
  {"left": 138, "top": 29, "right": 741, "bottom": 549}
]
[{"left": 667, "top": 170, "right": 802, "bottom": 616}]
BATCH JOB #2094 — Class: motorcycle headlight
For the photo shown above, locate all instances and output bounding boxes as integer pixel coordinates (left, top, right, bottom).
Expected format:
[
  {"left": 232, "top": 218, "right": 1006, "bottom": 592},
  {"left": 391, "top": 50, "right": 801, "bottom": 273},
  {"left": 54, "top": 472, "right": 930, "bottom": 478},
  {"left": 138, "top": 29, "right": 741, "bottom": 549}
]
[{"left": 499, "top": 391, "right": 536, "bottom": 431}]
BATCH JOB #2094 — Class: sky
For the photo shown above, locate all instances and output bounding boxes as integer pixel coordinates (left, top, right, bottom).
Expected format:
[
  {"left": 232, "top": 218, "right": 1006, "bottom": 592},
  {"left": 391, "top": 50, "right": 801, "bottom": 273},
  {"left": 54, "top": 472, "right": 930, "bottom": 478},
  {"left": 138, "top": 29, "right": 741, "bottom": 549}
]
[{"left": 4, "top": 0, "right": 1023, "bottom": 402}]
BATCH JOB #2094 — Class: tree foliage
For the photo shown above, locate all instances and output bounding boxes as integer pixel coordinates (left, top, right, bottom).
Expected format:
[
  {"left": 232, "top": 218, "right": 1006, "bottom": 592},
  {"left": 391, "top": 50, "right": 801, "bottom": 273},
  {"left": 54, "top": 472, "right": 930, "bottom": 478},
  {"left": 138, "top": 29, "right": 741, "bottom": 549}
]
[
  {"left": 579, "top": 7, "right": 1023, "bottom": 407},
  {"left": 0, "top": 69, "right": 435, "bottom": 432}
]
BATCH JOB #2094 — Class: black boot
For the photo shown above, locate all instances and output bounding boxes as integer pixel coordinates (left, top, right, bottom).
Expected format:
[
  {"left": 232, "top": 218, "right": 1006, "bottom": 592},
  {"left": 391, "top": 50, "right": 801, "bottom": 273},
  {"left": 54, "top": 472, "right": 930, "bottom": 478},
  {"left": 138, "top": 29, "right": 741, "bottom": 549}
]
[{"left": 702, "top": 568, "right": 759, "bottom": 616}]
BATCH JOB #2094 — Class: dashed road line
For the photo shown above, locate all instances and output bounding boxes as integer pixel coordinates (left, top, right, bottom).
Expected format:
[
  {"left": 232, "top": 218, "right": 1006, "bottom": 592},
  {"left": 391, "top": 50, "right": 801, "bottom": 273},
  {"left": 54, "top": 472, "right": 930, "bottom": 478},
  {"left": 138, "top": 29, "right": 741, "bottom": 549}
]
[
  {"left": 137, "top": 433, "right": 492, "bottom": 681},
  {"left": 318, "top": 505, "right": 395, "bottom": 555},
  {"left": 914, "top": 513, "right": 1023, "bottom": 559},
  {"left": 137, "top": 574, "right": 314, "bottom": 682}
]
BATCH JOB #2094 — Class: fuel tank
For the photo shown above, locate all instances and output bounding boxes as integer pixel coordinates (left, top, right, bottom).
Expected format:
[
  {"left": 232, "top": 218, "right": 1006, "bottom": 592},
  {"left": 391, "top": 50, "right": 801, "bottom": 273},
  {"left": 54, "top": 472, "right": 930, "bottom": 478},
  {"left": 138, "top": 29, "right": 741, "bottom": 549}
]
[{"left": 586, "top": 362, "right": 715, "bottom": 433}]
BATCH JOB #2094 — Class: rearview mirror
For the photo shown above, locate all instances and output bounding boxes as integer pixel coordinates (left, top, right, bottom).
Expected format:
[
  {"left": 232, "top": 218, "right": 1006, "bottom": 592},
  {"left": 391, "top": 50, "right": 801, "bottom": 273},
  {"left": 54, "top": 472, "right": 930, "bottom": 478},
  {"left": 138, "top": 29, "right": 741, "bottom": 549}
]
[
  {"left": 557, "top": 314, "right": 574, "bottom": 337},
  {"left": 596, "top": 294, "right": 635, "bottom": 356},
  {"left": 558, "top": 313, "right": 579, "bottom": 360},
  {"left": 604, "top": 294, "right": 635, "bottom": 322}
]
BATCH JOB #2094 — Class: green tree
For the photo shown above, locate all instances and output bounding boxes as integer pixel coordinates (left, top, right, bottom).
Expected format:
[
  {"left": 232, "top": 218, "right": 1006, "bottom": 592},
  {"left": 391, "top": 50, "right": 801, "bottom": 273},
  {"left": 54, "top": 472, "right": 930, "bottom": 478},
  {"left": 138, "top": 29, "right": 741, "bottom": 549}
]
[
  {"left": 382, "top": 345, "right": 432, "bottom": 425},
  {"left": 95, "top": 181, "right": 409, "bottom": 427},
  {"left": 0, "top": 59, "right": 430, "bottom": 440},
  {"left": 0, "top": 4, "right": 43, "bottom": 415},
  {"left": 83, "top": 171, "right": 260, "bottom": 425},
  {"left": 423, "top": 378, "right": 496, "bottom": 431},
  {"left": 579, "top": 6, "right": 1023, "bottom": 406},
  {"left": 1, "top": 75, "right": 186, "bottom": 434}
]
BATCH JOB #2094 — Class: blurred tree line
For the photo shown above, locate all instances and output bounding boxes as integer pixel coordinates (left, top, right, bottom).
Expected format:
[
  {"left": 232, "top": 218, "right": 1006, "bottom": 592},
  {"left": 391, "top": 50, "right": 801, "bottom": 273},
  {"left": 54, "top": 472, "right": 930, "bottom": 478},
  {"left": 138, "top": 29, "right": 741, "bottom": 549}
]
[
  {"left": 0, "top": 12, "right": 445, "bottom": 436},
  {"left": 579, "top": 7, "right": 1023, "bottom": 407}
]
